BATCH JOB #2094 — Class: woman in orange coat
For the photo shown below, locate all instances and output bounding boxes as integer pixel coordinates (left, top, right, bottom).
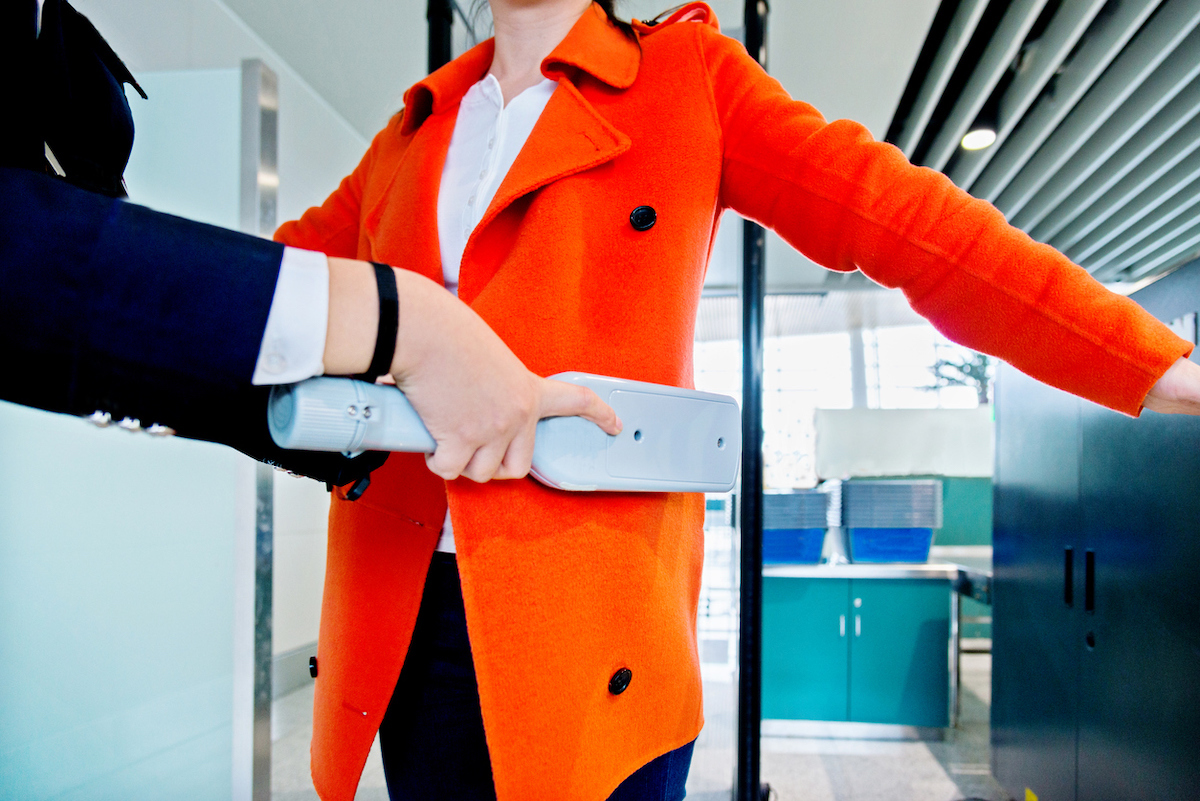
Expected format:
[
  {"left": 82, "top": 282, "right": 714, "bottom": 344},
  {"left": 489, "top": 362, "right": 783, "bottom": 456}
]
[{"left": 277, "top": 1, "right": 1200, "bottom": 799}]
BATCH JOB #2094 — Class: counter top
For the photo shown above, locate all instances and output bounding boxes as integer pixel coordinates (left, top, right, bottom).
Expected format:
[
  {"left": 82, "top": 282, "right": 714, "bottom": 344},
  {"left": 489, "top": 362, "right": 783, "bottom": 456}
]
[
  {"left": 763, "top": 562, "right": 963, "bottom": 580},
  {"left": 763, "top": 562, "right": 992, "bottom": 604}
]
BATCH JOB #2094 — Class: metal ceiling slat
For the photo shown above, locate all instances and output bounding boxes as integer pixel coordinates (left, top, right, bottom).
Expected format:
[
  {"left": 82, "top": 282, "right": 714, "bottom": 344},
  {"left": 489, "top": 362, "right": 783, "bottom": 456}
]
[
  {"left": 922, "top": 0, "right": 1051, "bottom": 172},
  {"left": 993, "top": 0, "right": 1200, "bottom": 219},
  {"left": 1119, "top": 217, "right": 1200, "bottom": 281},
  {"left": 1052, "top": 114, "right": 1200, "bottom": 252},
  {"left": 1065, "top": 145, "right": 1200, "bottom": 263},
  {"left": 894, "top": 0, "right": 991, "bottom": 158},
  {"left": 969, "top": 0, "right": 1165, "bottom": 202},
  {"left": 1015, "top": 56, "right": 1200, "bottom": 234},
  {"left": 949, "top": 0, "right": 1108, "bottom": 190},
  {"left": 1087, "top": 188, "right": 1200, "bottom": 276}
]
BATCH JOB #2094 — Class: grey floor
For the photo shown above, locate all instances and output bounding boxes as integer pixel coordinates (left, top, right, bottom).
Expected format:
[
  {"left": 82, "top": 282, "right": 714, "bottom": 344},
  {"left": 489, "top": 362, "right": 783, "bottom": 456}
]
[
  {"left": 271, "top": 683, "right": 387, "bottom": 801},
  {"left": 760, "top": 654, "right": 1008, "bottom": 801},
  {"left": 270, "top": 654, "right": 1008, "bottom": 801}
]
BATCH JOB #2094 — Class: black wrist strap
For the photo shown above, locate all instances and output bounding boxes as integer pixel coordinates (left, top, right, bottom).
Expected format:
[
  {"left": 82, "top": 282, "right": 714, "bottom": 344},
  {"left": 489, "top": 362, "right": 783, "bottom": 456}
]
[{"left": 360, "top": 262, "right": 398, "bottom": 382}]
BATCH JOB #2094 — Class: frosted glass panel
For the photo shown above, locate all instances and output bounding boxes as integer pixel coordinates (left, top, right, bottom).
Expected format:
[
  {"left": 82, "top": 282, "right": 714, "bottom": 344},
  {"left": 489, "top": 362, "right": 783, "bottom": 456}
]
[
  {"left": 124, "top": 69, "right": 241, "bottom": 229},
  {"left": 0, "top": 403, "right": 249, "bottom": 799}
]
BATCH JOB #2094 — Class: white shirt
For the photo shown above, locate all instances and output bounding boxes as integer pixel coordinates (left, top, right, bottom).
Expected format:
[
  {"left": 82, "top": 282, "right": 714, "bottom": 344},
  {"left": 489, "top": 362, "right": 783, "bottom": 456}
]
[
  {"left": 437, "top": 74, "right": 558, "bottom": 294},
  {"left": 435, "top": 74, "right": 558, "bottom": 551}
]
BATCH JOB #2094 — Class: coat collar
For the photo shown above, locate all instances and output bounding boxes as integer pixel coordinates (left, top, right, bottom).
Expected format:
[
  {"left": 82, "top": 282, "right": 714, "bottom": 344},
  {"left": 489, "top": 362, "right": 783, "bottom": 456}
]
[{"left": 400, "top": 2, "right": 639, "bottom": 135}]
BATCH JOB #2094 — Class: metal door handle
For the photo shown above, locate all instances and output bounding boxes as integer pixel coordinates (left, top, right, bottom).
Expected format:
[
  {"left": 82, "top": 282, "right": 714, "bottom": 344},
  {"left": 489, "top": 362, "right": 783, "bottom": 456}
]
[
  {"left": 839, "top": 614, "right": 846, "bottom": 637},
  {"left": 854, "top": 614, "right": 861, "bottom": 637},
  {"left": 1064, "top": 546, "right": 1074, "bottom": 608},
  {"left": 1085, "top": 549, "right": 1095, "bottom": 613}
]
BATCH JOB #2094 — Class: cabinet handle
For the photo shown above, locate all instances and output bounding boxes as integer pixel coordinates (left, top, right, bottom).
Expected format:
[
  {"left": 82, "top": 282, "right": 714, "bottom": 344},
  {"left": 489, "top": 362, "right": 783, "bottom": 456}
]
[
  {"left": 1064, "top": 547, "right": 1074, "bottom": 608},
  {"left": 839, "top": 614, "right": 846, "bottom": 637},
  {"left": 854, "top": 614, "right": 861, "bottom": 637},
  {"left": 1085, "top": 549, "right": 1095, "bottom": 614}
]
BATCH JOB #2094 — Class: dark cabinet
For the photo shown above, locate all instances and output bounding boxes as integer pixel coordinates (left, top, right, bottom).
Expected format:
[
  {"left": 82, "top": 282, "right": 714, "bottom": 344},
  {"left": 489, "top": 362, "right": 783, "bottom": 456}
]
[{"left": 992, "top": 263, "right": 1200, "bottom": 801}]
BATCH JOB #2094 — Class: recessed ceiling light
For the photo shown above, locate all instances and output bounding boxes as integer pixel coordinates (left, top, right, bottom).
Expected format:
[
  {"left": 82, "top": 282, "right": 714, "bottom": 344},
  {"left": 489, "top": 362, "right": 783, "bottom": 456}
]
[{"left": 961, "top": 128, "right": 997, "bottom": 151}]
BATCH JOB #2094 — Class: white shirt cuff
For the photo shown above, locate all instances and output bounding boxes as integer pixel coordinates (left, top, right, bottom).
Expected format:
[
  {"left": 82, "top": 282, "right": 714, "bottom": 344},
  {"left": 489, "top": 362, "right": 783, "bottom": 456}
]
[{"left": 252, "top": 247, "right": 329, "bottom": 385}]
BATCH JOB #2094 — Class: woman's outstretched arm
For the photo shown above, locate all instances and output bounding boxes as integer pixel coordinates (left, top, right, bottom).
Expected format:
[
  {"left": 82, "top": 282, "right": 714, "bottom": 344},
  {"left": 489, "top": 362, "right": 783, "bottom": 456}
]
[{"left": 699, "top": 24, "right": 1194, "bottom": 416}]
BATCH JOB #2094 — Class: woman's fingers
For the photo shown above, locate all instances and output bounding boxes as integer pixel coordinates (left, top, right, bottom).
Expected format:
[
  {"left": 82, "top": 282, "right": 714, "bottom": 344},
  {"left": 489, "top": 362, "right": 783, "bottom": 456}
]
[
  {"left": 537, "top": 379, "right": 622, "bottom": 435},
  {"left": 1144, "top": 357, "right": 1200, "bottom": 415}
]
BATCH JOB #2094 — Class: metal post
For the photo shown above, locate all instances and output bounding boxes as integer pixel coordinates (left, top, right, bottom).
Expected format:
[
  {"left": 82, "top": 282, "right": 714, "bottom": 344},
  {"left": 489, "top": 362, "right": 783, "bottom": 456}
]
[
  {"left": 736, "top": 3, "right": 769, "bottom": 800},
  {"left": 428, "top": 0, "right": 453, "bottom": 73},
  {"left": 235, "top": 58, "right": 278, "bottom": 801}
]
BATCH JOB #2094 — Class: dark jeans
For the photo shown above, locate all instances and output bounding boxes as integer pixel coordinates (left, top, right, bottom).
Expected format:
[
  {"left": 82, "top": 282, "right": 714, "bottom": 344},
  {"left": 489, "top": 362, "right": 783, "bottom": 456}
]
[{"left": 379, "top": 552, "right": 694, "bottom": 801}]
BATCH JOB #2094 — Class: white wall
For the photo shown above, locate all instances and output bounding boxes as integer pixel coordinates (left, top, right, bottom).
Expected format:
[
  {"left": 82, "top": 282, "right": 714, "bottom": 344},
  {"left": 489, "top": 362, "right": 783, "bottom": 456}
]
[
  {"left": 0, "top": 405, "right": 249, "bottom": 801},
  {"left": 79, "top": 0, "right": 369, "bottom": 222},
  {"left": 124, "top": 70, "right": 243, "bottom": 229},
  {"left": 815, "top": 407, "right": 995, "bottom": 479},
  {"left": 272, "top": 474, "right": 330, "bottom": 656}
]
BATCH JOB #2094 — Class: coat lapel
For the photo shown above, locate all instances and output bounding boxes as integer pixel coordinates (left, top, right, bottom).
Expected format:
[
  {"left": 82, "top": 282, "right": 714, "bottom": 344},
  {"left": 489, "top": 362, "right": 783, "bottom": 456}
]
[
  {"left": 457, "top": 81, "right": 631, "bottom": 301},
  {"left": 363, "top": 42, "right": 495, "bottom": 286},
  {"left": 458, "top": 3, "right": 641, "bottom": 301},
  {"left": 370, "top": 3, "right": 642, "bottom": 300}
]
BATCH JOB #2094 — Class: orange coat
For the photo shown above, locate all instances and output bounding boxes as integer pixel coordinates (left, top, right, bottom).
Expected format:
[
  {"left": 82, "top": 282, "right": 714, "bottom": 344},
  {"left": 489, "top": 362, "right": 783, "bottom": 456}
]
[{"left": 277, "top": 4, "right": 1191, "bottom": 799}]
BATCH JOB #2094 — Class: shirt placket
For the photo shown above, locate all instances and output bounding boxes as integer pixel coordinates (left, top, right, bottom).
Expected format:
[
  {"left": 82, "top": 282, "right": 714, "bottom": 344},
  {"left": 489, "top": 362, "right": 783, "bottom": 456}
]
[{"left": 463, "top": 82, "right": 505, "bottom": 241}]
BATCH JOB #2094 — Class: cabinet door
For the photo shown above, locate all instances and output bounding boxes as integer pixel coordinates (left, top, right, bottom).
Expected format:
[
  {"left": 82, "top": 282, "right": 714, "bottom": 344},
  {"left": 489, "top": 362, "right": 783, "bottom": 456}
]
[
  {"left": 992, "top": 362, "right": 1082, "bottom": 801},
  {"left": 762, "top": 577, "right": 849, "bottom": 721},
  {"left": 848, "top": 579, "right": 949, "bottom": 727},
  {"left": 1075, "top": 400, "right": 1200, "bottom": 801}
]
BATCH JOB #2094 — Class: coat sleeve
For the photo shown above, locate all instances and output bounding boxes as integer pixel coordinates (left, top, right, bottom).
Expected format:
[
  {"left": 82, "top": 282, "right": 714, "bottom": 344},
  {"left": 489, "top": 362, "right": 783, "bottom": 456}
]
[
  {"left": 696, "top": 25, "right": 1192, "bottom": 416},
  {"left": 275, "top": 114, "right": 401, "bottom": 255}
]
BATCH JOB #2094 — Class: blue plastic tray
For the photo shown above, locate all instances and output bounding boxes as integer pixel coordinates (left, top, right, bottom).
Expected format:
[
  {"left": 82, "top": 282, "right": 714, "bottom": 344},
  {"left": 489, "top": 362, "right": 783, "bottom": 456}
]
[
  {"left": 848, "top": 527, "right": 934, "bottom": 563},
  {"left": 763, "top": 527, "right": 826, "bottom": 564}
]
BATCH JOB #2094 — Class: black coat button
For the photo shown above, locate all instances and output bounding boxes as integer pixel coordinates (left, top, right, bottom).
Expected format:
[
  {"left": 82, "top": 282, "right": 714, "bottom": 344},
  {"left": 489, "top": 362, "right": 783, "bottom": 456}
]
[
  {"left": 608, "top": 667, "right": 633, "bottom": 695},
  {"left": 309, "top": 656, "right": 318, "bottom": 678},
  {"left": 629, "top": 205, "right": 657, "bottom": 231}
]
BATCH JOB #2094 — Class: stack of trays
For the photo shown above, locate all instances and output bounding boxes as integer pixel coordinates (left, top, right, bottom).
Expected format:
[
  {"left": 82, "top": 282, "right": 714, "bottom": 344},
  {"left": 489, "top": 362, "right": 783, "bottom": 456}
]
[
  {"left": 842, "top": 479, "right": 943, "bottom": 563},
  {"left": 763, "top": 490, "right": 830, "bottom": 564}
]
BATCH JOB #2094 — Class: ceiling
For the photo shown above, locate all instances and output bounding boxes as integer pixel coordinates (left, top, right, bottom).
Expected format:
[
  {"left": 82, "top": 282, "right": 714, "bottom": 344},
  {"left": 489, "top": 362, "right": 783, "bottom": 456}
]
[{"left": 891, "top": 0, "right": 1200, "bottom": 285}]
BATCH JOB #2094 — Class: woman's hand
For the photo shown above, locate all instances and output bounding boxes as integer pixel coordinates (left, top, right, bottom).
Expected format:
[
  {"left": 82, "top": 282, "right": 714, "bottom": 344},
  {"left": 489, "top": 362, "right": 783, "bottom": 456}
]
[
  {"left": 386, "top": 268, "right": 621, "bottom": 482},
  {"left": 1144, "top": 357, "right": 1200, "bottom": 415}
]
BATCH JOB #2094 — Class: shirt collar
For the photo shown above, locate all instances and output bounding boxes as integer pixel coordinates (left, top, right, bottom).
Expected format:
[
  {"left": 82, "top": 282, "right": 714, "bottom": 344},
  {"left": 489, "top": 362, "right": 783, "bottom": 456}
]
[{"left": 401, "top": 2, "right": 639, "bottom": 134}]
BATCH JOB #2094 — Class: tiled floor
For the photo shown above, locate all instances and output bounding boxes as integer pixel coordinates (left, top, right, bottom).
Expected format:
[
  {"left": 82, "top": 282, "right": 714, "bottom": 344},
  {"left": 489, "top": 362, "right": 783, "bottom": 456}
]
[
  {"left": 271, "top": 654, "right": 1009, "bottom": 801},
  {"left": 761, "top": 654, "right": 1008, "bottom": 801},
  {"left": 271, "top": 683, "right": 387, "bottom": 801}
]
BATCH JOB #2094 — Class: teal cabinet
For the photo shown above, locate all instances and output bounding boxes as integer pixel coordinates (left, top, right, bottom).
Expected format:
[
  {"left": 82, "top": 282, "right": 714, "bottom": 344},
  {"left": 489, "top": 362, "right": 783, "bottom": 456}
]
[
  {"left": 762, "top": 569, "right": 954, "bottom": 728},
  {"left": 848, "top": 579, "right": 950, "bottom": 727},
  {"left": 762, "top": 578, "right": 849, "bottom": 721}
]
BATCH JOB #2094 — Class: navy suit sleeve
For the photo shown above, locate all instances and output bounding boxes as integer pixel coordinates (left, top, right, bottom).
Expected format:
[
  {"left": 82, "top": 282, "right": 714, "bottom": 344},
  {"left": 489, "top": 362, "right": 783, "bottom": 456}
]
[
  {"left": 0, "top": 166, "right": 386, "bottom": 486},
  {"left": 1, "top": 166, "right": 279, "bottom": 420}
]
